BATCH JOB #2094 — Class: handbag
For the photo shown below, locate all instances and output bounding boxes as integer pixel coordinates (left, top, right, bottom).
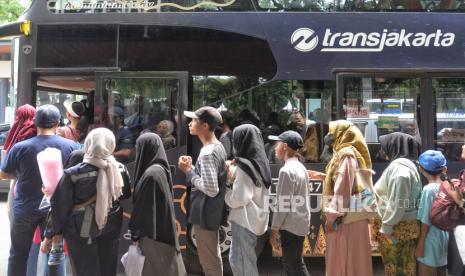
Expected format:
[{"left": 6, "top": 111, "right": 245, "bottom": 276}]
[
  {"left": 429, "top": 172, "right": 465, "bottom": 231},
  {"left": 121, "top": 244, "right": 146, "bottom": 276},
  {"left": 342, "top": 163, "right": 380, "bottom": 224}
]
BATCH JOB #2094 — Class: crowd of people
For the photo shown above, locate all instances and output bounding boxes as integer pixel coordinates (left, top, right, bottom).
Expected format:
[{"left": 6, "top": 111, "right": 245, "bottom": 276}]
[{"left": 0, "top": 102, "right": 464, "bottom": 276}]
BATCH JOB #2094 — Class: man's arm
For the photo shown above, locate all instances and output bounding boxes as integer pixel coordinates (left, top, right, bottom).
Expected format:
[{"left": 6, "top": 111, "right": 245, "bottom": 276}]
[
  {"left": 186, "top": 155, "right": 220, "bottom": 197},
  {"left": 0, "top": 170, "right": 15, "bottom": 179}
]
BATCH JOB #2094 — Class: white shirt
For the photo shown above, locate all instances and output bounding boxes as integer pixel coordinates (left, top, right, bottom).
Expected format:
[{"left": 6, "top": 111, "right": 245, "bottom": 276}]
[{"left": 225, "top": 167, "right": 269, "bottom": 235}]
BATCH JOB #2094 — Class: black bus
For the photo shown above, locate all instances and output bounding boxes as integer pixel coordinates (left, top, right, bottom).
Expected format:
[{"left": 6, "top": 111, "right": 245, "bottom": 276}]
[{"left": 2, "top": 0, "right": 465, "bottom": 272}]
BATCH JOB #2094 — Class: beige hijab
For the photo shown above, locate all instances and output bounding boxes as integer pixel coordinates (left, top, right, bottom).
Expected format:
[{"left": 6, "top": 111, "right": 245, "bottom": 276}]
[{"left": 83, "top": 128, "right": 124, "bottom": 230}]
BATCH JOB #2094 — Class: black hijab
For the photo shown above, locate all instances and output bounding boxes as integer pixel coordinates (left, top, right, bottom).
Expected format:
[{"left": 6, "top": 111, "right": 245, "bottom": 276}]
[
  {"left": 133, "top": 133, "right": 170, "bottom": 185},
  {"left": 129, "top": 133, "right": 179, "bottom": 250},
  {"left": 233, "top": 124, "right": 272, "bottom": 188},
  {"left": 65, "top": 149, "right": 85, "bottom": 168},
  {"left": 379, "top": 132, "right": 419, "bottom": 161}
]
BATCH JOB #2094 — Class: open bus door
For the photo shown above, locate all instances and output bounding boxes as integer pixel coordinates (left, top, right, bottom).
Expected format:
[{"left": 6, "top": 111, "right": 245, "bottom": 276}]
[{"left": 93, "top": 71, "right": 190, "bottom": 263}]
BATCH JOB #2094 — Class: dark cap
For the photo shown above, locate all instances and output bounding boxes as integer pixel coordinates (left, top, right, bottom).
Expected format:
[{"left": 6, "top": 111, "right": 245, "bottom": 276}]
[
  {"left": 184, "top": 106, "right": 223, "bottom": 129},
  {"left": 418, "top": 150, "right": 447, "bottom": 173},
  {"left": 268, "top": 130, "right": 304, "bottom": 151},
  {"left": 35, "top": 104, "right": 61, "bottom": 128},
  {"left": 64, "top": 100, "right": 85, "bottom": 118}
]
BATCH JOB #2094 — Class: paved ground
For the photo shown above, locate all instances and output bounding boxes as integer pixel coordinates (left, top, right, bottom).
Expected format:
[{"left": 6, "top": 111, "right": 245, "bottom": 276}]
[{"left": 0, "top": 194, "right": 384, "bottom": 275}]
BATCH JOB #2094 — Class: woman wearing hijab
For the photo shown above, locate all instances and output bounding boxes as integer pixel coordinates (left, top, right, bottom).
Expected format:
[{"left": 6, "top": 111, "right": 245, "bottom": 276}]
[
  {"left": 48, "top": 128, "right": 131, "bottom": 276},
  {"left": 323, "top": 120, "right": 373, "bottom": 276},
  {"left": 129, "top": 133, "right": 186, "bottom": 276},
  {"left": 373, "top": 132, "right": 422, "bottom": 276},
  {"left": 225, "top": 124, "right": 271, "bottom": 276}
]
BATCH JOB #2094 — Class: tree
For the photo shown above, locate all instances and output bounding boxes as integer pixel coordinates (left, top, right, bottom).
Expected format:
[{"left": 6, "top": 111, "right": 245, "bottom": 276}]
[{"left": 0, "top": 0, "right": 28, "bottom": 24}]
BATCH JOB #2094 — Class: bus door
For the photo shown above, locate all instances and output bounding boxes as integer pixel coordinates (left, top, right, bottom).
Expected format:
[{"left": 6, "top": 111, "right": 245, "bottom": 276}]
[
  {"left": 336, "top": 72, "right": 424, "bottom": 179},
  {"left": 94, "top": 71, "right": 189, "bottom": 253}
]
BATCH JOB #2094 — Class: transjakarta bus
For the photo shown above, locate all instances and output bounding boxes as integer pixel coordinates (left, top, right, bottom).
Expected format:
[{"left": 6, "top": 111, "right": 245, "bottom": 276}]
[{"left": 2, "top": 0, "right": 465, "bottom": 272}]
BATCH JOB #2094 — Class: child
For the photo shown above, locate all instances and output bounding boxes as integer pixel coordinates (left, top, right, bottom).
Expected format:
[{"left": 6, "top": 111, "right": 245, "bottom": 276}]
[
  {"left": 416, "top": 150, "right": 449, "bottom": 276},
  {"left": 268, "top": 131, "right": 310, "bottom": 276}
]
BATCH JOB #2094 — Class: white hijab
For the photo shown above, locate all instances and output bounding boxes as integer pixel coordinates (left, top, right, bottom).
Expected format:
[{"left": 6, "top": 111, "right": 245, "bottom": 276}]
[{"left": 83, "top": 128, "right": 124, "bottom": 230}]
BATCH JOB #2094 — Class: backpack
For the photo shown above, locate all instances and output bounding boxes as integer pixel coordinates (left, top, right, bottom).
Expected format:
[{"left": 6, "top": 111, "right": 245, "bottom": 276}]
[{"left": 429, "top": 171, "right": 465, "bottom": 231}]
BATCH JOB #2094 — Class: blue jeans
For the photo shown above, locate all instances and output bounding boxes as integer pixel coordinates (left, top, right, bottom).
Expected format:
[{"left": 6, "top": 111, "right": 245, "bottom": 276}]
[
  {"left": 8, "top": 211, "right": 66, "bottom": 276},
  {"left": 229, "top": 222, "right": 259, "bottom": 276}
]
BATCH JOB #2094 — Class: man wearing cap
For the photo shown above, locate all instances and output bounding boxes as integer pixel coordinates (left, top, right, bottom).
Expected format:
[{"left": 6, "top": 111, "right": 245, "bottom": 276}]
[
  {"left": 178, "top": 106, "right": 227, "bottom": 276},
  {"left": 57, "top": 100, "right": 85, "bottom": 142},
  {"left": 416, "top": 150, "right": 449, "bottom": 276},
  {"left": 0, "top": 104, "right": 79, "bottom": 276},
  {"left": 268, "top": 131, "right": 311, "bottom": 276}
]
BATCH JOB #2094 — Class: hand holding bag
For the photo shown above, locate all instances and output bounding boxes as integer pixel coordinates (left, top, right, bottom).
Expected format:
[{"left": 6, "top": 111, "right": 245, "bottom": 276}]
[
  {"left": 342, "top": 165, "right": 380, "bottom": 224},
  {"left": 121, "top": 244, "right": 145, "bottom": 276}
]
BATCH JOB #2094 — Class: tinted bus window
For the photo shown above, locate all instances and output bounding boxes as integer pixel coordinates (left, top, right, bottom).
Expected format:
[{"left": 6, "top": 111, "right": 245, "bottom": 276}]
[
  {"left": 343, "top": 77, "right": 420, "bottom": 161},
  {"left": 118, "top": 25, "right": 276, "bottom": 78},
  {"left": 37, "top": 25, "right": 118, "bottom": 68},
  {"left": 193, "top": 78, "right": 336, "bottom": 163},
  {"left": 46, "top": 0, "right": 465, "bottom": 12},
  {"left": 100, "top": 77, "right": 179, "bottom": 163},
  {"left": 434, "top": 78, "right": 465, "bottom": 161},
  {"left": 259, "top": 0, "right": 465, "bottom": 11}
]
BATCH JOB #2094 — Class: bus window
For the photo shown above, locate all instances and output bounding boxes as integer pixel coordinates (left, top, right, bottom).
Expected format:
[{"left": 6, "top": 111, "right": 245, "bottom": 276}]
[
  {"left": 434, "top": 78, "right": 465, "bottom": 161},
  {"left": 101, "top": 77, "right": 179, "bottom": 163},
  {"left": 343, "top": 77, "right": 421, "bottom": 162},
  {"left": 36, "top": 90, "right": 87, "bottom": 125},
  {"left": 192, "top": 77, "right": 336, "bottom": 163}
]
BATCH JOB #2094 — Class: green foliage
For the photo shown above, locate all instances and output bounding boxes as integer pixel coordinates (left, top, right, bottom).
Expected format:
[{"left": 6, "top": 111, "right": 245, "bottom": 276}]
[{"left": 0, "top": 0, "right": 28, "bottom": 23}]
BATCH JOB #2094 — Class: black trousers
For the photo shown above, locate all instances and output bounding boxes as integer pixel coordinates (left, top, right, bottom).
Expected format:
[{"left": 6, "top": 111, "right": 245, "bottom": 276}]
[
  {"left": 448, "top": 231, "right": 465, "bottom": 276},
  {"left": 280, "top": 230, "right": 310, "bottom": 276},
  {"left": 66, "top": 235, "right": 120, "bottom": 276}
]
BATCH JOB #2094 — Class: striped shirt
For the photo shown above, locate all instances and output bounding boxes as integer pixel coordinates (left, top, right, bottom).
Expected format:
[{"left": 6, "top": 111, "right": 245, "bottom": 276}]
[{"left": 186, "top": 143, "right": 223, "bottom": 197}]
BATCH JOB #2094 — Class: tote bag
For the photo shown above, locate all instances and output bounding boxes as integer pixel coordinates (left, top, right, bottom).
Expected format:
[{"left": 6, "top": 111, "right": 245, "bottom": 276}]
[{"left": 343, "top": 166, "right": 380, "bottom": 224}]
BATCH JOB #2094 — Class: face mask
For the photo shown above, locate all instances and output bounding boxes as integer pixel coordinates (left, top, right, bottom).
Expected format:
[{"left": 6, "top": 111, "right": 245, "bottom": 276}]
[{"left": 324, "top": 134, "right": 334, "bottom": 147}]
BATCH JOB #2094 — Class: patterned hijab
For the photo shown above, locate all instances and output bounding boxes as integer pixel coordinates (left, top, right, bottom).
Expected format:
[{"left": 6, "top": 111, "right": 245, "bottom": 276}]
[{"left": 324, "top": 120, "right": 372, "bottom": 196}]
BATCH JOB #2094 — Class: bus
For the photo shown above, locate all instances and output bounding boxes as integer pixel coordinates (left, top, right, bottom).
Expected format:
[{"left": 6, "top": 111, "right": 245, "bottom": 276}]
[{"left": 2, "top": 0, "right": 465, "bottom": 272}]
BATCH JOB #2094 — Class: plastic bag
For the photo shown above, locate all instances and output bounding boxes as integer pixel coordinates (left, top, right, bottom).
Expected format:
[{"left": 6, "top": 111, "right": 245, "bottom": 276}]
[
  {"left": 37, "top": 148, "right": 63, "bottom": 210},
  {"left": 121, "top": 244, "right": 145, "bottom": 276}
]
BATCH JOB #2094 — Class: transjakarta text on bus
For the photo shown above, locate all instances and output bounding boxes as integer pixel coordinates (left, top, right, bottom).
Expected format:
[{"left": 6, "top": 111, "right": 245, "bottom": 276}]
[{"left": 320, "top": 29, "right": 455, "bottom": 52}]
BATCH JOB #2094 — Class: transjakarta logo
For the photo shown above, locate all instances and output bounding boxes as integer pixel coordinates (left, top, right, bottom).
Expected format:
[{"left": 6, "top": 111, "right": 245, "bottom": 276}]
[{"left": 291, "top": 28, "right": 455, "bottom": 52}]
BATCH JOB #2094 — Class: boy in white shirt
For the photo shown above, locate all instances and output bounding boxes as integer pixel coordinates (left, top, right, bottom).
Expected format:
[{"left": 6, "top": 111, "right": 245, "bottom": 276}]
[{"left": 268, "top": 131, "right": 311, "bottom": 276}]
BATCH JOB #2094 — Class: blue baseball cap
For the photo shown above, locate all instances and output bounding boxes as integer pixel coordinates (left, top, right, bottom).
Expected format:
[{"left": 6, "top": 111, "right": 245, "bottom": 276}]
[{"left": 418, "top": 150, "right": 447, "bottom": 173}]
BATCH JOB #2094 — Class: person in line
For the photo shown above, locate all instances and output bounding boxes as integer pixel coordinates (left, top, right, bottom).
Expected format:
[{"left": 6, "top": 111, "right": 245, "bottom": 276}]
[
  {"left": 178, "top": 106, "right": 227, "bottom": 276},
  {"left": 322, "top": 120, "right": 373, "bottom": 276},
  {"left": 225, "top": 124, "right": 271, "bottom": 276},
  {"left": 56, "top": 100, "right": 86, "bottom": 142},
  {"left": 268, "top": 130, "right": 311, "bottom": 276},
  {"left": 0, "top": 105, "right": 78, "bottom": 276},
  {"left": 415, "top": 150, "right": 449, "bottom": 276},
  {"left": 47, "top": 128, "right": 131, "bottom": 276},
  {"left": 373, "top": 132, "right": 422, "bottom": 276},
  {"left": 447, "top": 143, "right": 465, "bottom": 276},
  {"left": 219, "top": 111, "right": 234, "bottom": 160},
  {"left": 129, "top": 133, "right": 186, "bottom": 276},
  {"left": 1, "top": 104, "right": 41, "bottom": 276}
]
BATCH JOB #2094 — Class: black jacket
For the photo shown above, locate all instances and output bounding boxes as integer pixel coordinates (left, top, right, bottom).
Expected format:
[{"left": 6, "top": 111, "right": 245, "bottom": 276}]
[{"left": 47, "top": 162, "right": 131, "bottom": 239}]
